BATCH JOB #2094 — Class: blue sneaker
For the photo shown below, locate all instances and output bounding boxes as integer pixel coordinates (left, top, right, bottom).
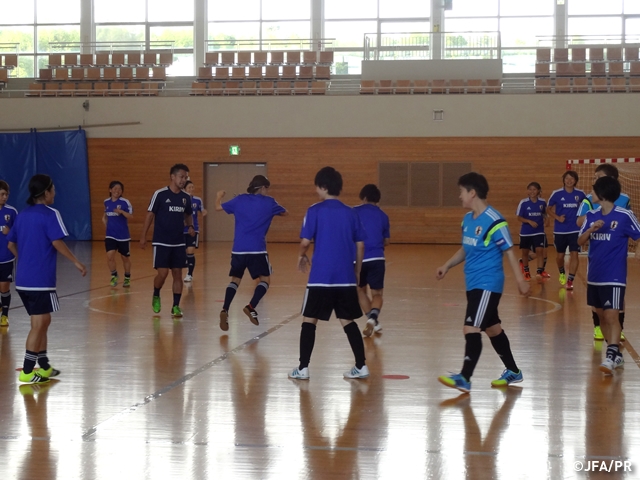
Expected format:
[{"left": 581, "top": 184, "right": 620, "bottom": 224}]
[
  {"left": 438, "top": 373, "right": 471, "bottom": 393},
  {"left": 491, "top": 369, "right": 523, "bottom": 387}
]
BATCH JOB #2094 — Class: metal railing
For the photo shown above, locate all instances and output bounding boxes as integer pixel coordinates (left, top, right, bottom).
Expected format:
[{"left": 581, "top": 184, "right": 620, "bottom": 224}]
[
  {"left": 48, "top": 41, "right": 175, "bottom": 53},
  {"left": 206, "top": 38, "right": 334, "bottom": 51},
  {"left": 537, "top": 34, "right": 640, "bottom": 49}
]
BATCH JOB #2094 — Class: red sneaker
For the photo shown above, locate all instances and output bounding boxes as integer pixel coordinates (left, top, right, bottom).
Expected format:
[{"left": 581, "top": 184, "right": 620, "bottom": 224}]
[
  {"left": 540, "top": 270, "right": 551, "bottom": 279},
  {"left": 524, "top": 272, "right": 531, "bottom": 281},
  {"left": 566, "top": 279, "right": 574, "bottom": 290}
]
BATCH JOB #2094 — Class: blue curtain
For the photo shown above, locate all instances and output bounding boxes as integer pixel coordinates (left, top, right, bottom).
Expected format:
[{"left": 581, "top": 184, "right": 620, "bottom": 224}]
[{"left": 0, "top": 129, "right": 91, "bottom": 240}]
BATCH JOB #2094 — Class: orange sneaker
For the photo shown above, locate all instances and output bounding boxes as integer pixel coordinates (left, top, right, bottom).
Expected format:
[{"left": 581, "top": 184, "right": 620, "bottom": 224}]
[
  {"left": 524, "top": 272, "right": 531, "bottom": 281},
  {"left": 540, "top": 271, "right": 551, "bottom": 279}
]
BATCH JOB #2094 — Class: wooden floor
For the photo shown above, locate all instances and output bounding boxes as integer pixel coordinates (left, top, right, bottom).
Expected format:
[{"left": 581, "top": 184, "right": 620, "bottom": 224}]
[{"left": 1, "top": 242, "right": 640, "bottom": 480}]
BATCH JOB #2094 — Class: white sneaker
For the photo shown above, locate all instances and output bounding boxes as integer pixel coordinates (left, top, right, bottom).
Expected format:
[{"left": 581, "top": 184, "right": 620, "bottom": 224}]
[
  {"left": 373, "top": 321, "right": 382, "bottom": 333},
  {"left": 288, "top": 367, "right": 309, "bottom": 380},
  {"left": 363, "top": 319, "right": 382, "bottom": 337},
  {"left": 599, "top": 358, "right": 615, "bottom": 375},
  {"left": 344, "top": 365, "right": 369, "bottom": 379},
  {"left": 184, "top": 274, "right": 193, "bottom": 282},
  {"left": 614, "top": 355, "right": 625, "bottom": 369}
]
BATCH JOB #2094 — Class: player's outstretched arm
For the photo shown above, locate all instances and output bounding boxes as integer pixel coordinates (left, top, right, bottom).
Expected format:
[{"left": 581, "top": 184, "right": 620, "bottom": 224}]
[
  {"left": 52, "top": 239, "right": 87, "bottom": 276},
  {"left": 298, "top": 238, "right": 311, "bottom": 272},
  {"left": 505, "top": 248, "right": 530, "bottom": 296},
  {"left": 436, "top": 247, "right": 466, "bottom": 280},
  {"left": 139, "top": 211, "right": 155, "bottom": 249},
  {"left": 215, "top": 190, "right": 226, "bottom": 211}
]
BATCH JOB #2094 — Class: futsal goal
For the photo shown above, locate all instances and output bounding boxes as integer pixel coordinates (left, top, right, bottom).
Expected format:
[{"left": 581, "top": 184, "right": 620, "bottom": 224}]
[{"left": 567, "top": 157, "right": 640, "bottom": 254}]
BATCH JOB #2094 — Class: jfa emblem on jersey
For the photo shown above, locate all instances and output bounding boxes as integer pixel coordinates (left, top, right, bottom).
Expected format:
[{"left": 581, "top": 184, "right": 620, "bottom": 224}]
[
  {"left": 183, "top": 198, "right": 186, "bottom": 205},
  {"left": 475, "top": 226, "right": 483, "bottom": 235},
  {"left": 575, "top": 196, "right": 580, "bottom": 202},
  {"left": 540, "top": 205, "right": 544, "bottom": 210},
  {"left": 610, "top": 221, "right": 618, "bottom": 230},
  {"left": 192, "top": 203, "right": 197, "bottom": 210},
  {"left": 3, "top": 214, "right": 9, "bottom": 223}
]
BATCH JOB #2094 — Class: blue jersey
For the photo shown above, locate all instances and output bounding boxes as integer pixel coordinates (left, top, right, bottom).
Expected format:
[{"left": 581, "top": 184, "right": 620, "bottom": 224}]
[
  {"left": 548, "top": 187, "right": 587, "bottom": 234},
  {"left": 579, "top": 206, "right": 640, "bottom": 286},
  {"left": 184, "top": 196, "right": 203, "bottom": 233},
  {"left": 354, "top": 203, "right": 390, "bottom": 261},
  {"left": 516, "top": 197, "right": 546, "bottom": 236},
  {"left": 104, "top": 197, "right": 132, "bottom": 241},
  {"left": 222, "top": 194, "right": 285, "bottom": 253},
  {"left": 300, "top": 199, "right": 367, "bottom": 286},
  {"left": 6, "top": 204, "right": 68, "bottom": 290},
  {"left": 148, "top": 187, "right": 192, "bottom": 247},
  {"left": 461, "top": 206, "right": 513, "bottom": 293},
  {"left": 0, "top": 204, "right": 18, "bottom": 263},
  {"left": 577, "top": 192, "right": 631, "bottom": 217}
]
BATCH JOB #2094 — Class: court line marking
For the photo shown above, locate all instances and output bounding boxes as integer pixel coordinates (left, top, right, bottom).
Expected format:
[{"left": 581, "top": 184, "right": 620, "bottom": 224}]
[{"left": 81, "top": 311, "right": 300, "bottom": 441}]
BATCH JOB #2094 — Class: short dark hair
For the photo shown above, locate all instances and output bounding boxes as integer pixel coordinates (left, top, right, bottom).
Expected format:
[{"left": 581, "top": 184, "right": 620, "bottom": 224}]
[
  {"left": 593, "top": 176, "right": 621, "bottom": 203},
  {"left": 27, "top": 174, "right": 53, "bottom": 205},
  {"left": 170, "top": 163, "right": 189, "bottom": 175},
  {"left": 314, "top": 166, "right": 342, "bottom": 196},
  {"left": 0, "top": 180, "right": 9, "bottom": 193},
  {"left": 184, "top": 180, "right": 193, "bottom": 189},
  {"left": 109, "top": 180, "right": 124, "bottom": 191},
  {"left": 527, "top": 182, "right": 541, "bottom": 190},
  {"left": 458, "top": 172, "right": 489, "bottom": 200},
  {"left": 563, "top": 170, "right": 579, "bottom": 184},
  {"left": 359, "top": 184, "right": 381, "bottom": 203},
  {"left": 595, "top": 163, "right": 619, "bottom": 179},
  {"left": 247, "top": 175, "right": 270, "bottom": 193}
]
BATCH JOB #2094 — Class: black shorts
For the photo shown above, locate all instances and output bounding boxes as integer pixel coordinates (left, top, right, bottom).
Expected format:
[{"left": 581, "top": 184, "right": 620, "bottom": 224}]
[
  {"left": 359, "top": 260, "right": 385, "bottom": 290},
  {"left": 229, "top": 253, "right": 272, "bottom": 279},
  {"left": 185, "top": 232, "right": 200, "bottom": 249},
  {"left": 0, "top": 261, "right": 14, "bottom": 283},
  {"left": 153, "top": 245, "right": 187, "bottom": 269},
  {"left": 554, "top": 232, "right": 580, "bottom": 253},
  {"left": 587, "top": 284, "right": 625, "bottom": 310},
  {"left": 18, "top": 290, "right": 59, "bottom": 316},
  {"left": 105, "top": 238, "right": 130, "bottom": 257},
  {"left": 302, "top": 286, "right": 363, "bottom": 321},
  {"left": 519, "top": 234, "right": 545, "bottom": 251},
  {"left": 464, "top": 289, "right": 502, "bottom": 331}
]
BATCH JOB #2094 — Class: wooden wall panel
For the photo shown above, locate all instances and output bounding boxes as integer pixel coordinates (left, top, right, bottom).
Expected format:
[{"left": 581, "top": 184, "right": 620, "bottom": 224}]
[{"left": 88, "top": 137, "right": 640, "bottom": 244}]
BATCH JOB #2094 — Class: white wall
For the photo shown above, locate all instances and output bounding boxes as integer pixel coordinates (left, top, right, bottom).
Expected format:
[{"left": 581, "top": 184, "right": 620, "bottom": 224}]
[
  {"left": 361, "top": 60, "right": 503, "bottom": 81},
  {"left": 1, "top": 94, "right": 640, "bottom": 138}
]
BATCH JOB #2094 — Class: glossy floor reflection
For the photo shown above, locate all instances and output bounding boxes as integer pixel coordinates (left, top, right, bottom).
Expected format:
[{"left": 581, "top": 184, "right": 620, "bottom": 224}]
[{"left": 1, "top": 242, "right": 640, "bottom": 479}]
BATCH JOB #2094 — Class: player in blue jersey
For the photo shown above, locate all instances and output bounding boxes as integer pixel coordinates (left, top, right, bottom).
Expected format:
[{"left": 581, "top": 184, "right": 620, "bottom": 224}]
[
  {"left": 516, "top": 182, "right": 547, "bottom": 281},
  {"left": 354, "top": 184, "right": 390, "bottom": 337},
  {"left": 578, "top": 176, "right": 640, "bottom": 375},
  {"left": 436, "top": 173, "right": 530, "bottom": 394},
  {"left": 289, "top": 166, "right": 369, "bottom": 380},
  {"left": 576, "top": 164, "right": 631, "bottom": 342},
  {"left": 547, "top": 171, "right": 587, "bottom": 290},
  {"left": 0, "top": 180, "right": 17, "bottom": 328},
  {"left": 215, "top": 175, "right": 287, "bottom": 331},
  {"left": 102, "top": 181, "right": 133, "bottom": 288},
  {"left": 7, "top": 174, "right": 87, "bottom": 384},
  {"left": 140, "top": 164, "right": 194, "bottom": 318},
  {"left": 183, "top": 180, "right": 207, "bottom": 283}
]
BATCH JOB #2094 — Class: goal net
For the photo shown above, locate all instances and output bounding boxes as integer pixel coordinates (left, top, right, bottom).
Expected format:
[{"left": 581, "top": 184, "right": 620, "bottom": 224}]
[{"left": 567, "top": 157, "right": 640, "bottom": 254}]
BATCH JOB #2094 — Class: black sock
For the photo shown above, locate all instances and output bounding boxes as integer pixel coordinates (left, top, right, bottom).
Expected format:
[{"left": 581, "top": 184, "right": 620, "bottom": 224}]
[
  {"left": 460, "top": 333, "right": 482, "bottom": 381},
  {"left": 568, "top": 273, "right": 575, "bottom": 282},
  {"left": 299, "top": 322, "right": 316, "bottom": 369},
  {"left": 524, "top": 266, "right": 530, "bottom": 273},
  {"left": 490, "top": 331, "right": 519, "bottom": 373},
  {"left": 173, "top": 293, "right": 181, "bottom": 307},
  {"left": 1, "top": 290, "right": 10, "bottom": 317},
  {"left": 153, "top": 287, "right": 160, "bottom": 297},
  {"left": 619, "top": 311, "right": 625, "bottom": 330},
  {"left": 606, "top": 344, "right": 620, "bottom": 360},
  {"left": 344, "top": 321, "right": 366, "bottom": 369},
  {"left": 223, "top": 282, "right": 238, "bottom": 311},
  {"left": 38, "top": 350, "right": 51, "bottom": 370},
  {"left": 187, "top": 254, "right": 195, "bottom": 276},
  {"left": 369, "top": 308, "right": 380, "bottom": 321},
  {"left": 23, "top": 350, "right": 38, "bottom": 374},
  {"left": 249, "top": 282, "right": 269, "bottom": 308},
  {"left": 559, "top": 267, "right": 565, "bottom": 274},
  {"left": 536, "top": 268, "right": 543, "bottom": 274},
  {"left": 592, "top": 310, "right": 600, "bottom": 327},
  {"left": 111, "top": 270, "right": 118, "bottom": 277},
  {"left": 125, "top": 273, "right": 131, "bottom": 279}
]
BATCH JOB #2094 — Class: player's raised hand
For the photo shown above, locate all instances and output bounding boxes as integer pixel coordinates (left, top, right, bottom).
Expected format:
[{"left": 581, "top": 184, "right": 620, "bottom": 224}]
[{"left": 591, "top": 219, "right": 605, "bottom": 231}]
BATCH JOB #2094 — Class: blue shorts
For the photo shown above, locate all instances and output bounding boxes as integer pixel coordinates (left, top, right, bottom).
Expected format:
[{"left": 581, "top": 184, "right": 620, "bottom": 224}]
[
  {"left": 465, "top": 289, "right": 502, "bottom": 331},
  {"left": 185, "top": 232, "right": 199, "bottom": 249},
  {"left": 587, "top": 284, "right": 625, "bottom": 310},
  {"left": 17, "top": 290, "right": 59, "bottom": 316},
  {"left": 153, "top": 245, "right": 187, "bottom": 270},
  {"left": 105, "top": 238, "right": 130, "bottom": 257},
  {"left": 229, "top": 253, "right": 271, "bottom": 279},
  {"left": 0, "top": 261, "right": 14, "bottom": 283},
  {"left": 519, "top": 234, "right": 545, "bottom": 251},
  {"left": 554, "top": 232, "right": 580, "bottom": 253},
  {"left": 359, "top": 260, "right": 385, "bottom": 290},
  {"left": 302, "top": 286, "right": 363, "bottom": 321}
]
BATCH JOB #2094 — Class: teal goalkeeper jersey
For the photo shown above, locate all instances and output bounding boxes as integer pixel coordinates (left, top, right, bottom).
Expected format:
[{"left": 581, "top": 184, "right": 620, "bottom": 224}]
[{"left": 461, "top": 206, "right": 513, "bottom": 293}]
